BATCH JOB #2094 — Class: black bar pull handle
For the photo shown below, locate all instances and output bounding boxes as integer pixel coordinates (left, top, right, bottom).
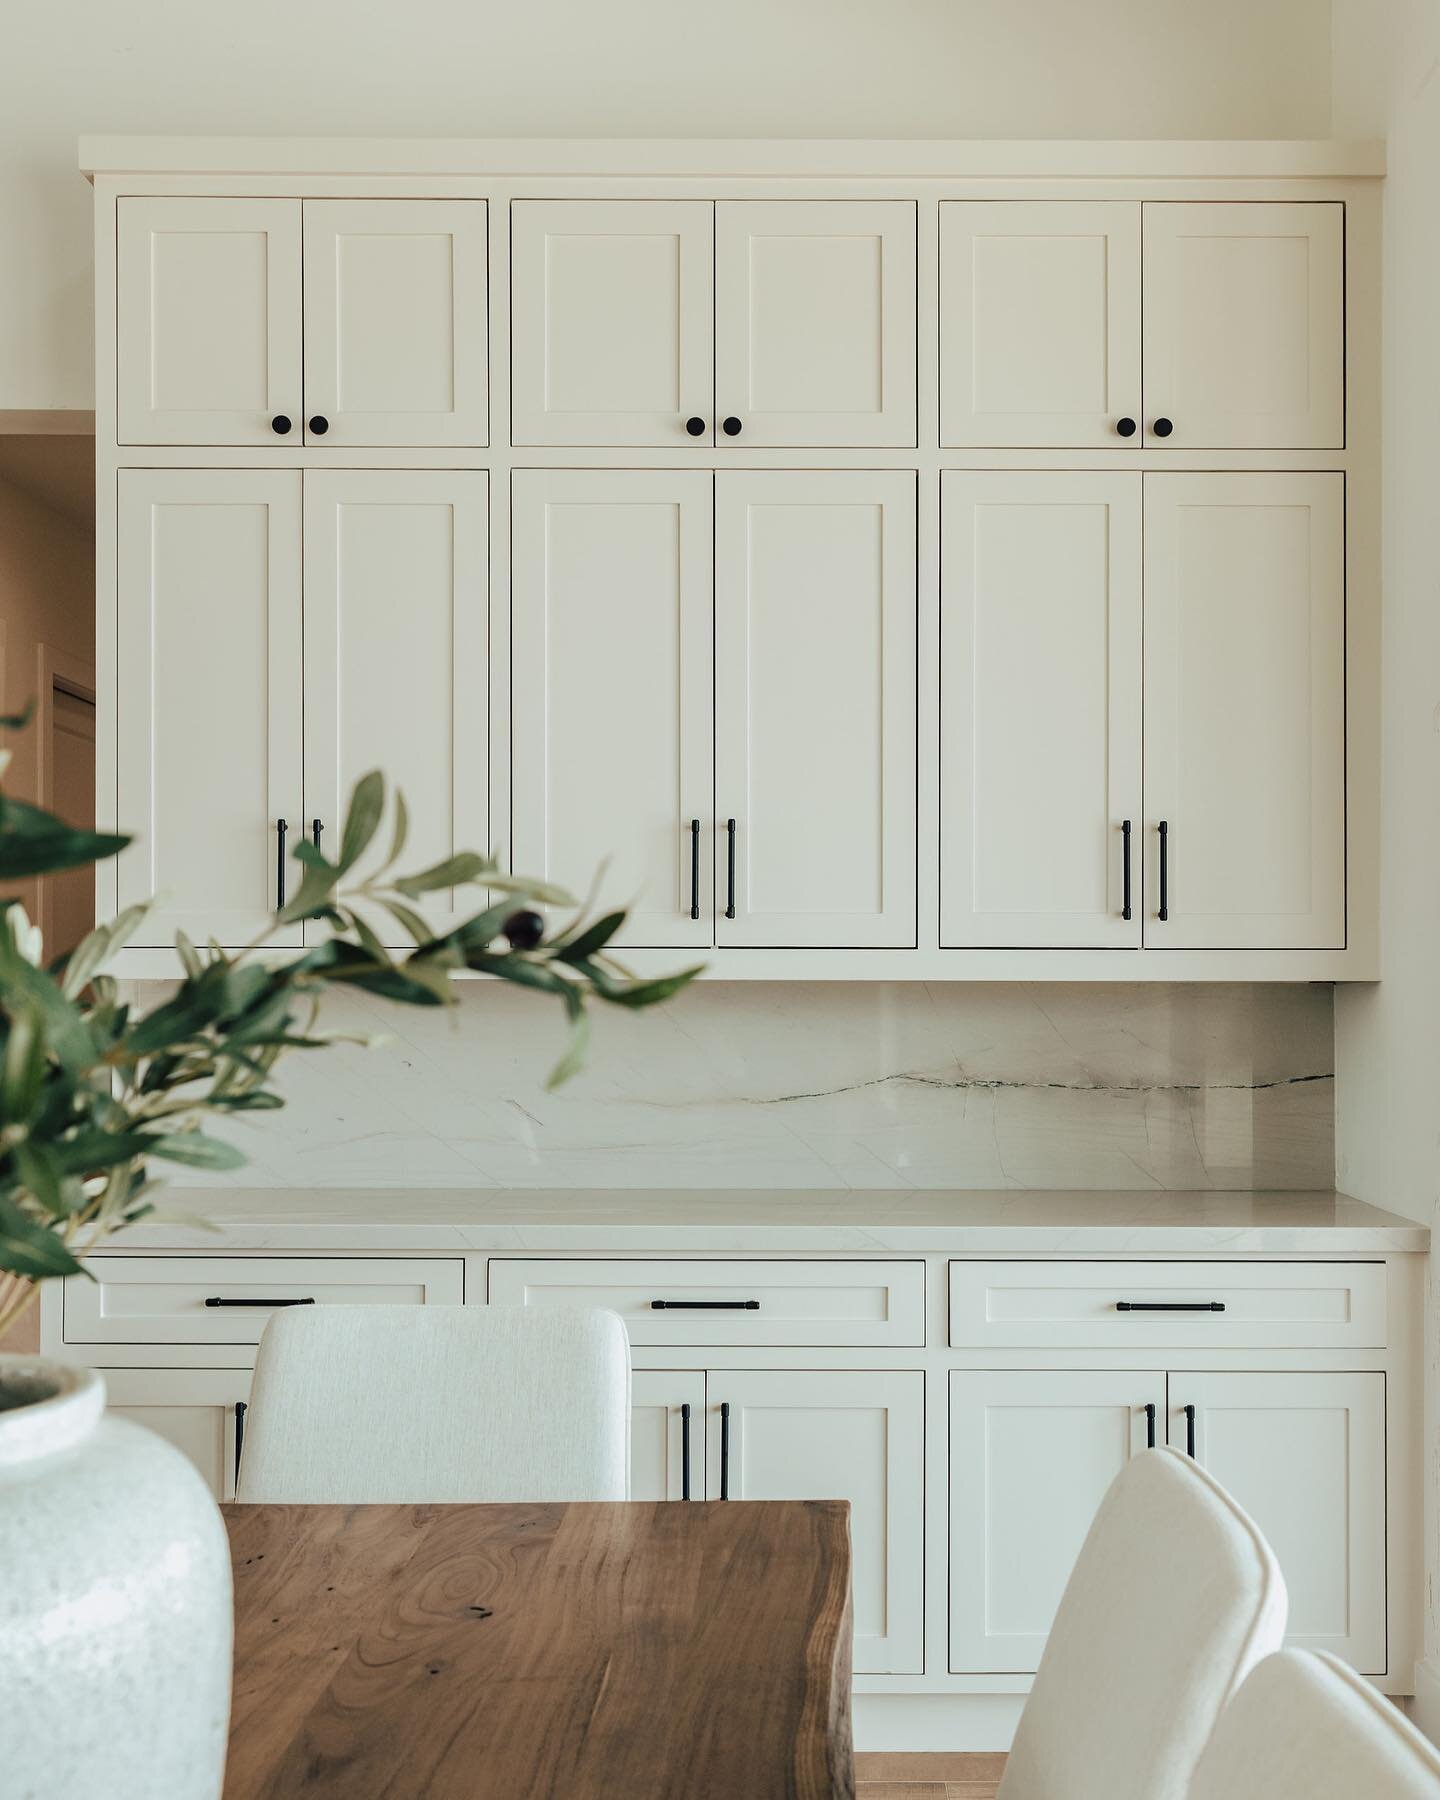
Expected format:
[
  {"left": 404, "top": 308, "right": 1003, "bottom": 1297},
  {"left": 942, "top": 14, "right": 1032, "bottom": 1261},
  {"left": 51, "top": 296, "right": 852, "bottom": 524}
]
[
  {"left": 1157, "top": 820, "right": 1169, "bottom": 921},
  {"left": 651, "top": 1299, "right": 759, "bottom": 1311},
  {"left": 1121, "top": 819, "right": 1133, "bottom": 921},
  {"left": 234, "top": 1399, "right": 248, "bottom": 1479},
  {"left": 719, "top": 1401, "right": 732, "bottom": 1500},
  {"left": 688, "top": 818, "right": 700, "bottom": 921},
  {"left": 680, "top": 1401, "right": 692, "bottom": 1501},
  {"left": 725, "top": 819, "right": 737, "bottom": 919},
  {"left": 276, "top": 818, "right": 288, "bottom": 910},
  {"left": 1144, "top": 1402, "right": 1157, "bottom": 1449},
  {"left": 205, "top": 1296, "right": 317, "bottom": 1308},
  {"left": 1116, "top": 1301, "right": 1225, "bottom": 1313},
  {"left": 312, "top": 818, "right": 324, "bottom": 851},
  {"left": 1184, "top": 1404, "right": 1197, "bottom": 1459}
]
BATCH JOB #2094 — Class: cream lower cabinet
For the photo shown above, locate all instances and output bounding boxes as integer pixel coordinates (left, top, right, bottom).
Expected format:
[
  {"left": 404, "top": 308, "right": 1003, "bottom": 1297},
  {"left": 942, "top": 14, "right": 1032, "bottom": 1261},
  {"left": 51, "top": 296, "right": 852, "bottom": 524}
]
[
  {"left": 103, "top": 1369, "right": 253, "bottom": 1503},
  {"left": 630, "top": 1370, "right": 705, "bottom": 1502}
]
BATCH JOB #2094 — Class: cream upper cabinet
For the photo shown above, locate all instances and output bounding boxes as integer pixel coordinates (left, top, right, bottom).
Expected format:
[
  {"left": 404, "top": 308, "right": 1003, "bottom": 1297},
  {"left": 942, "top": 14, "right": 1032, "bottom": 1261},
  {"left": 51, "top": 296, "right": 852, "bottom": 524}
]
[
  {"left": 714, "top": 471, "right": 917, "bottom": 948},
  {"left": 301, "top": 201, "right": 489, "bottom": 447},
  {"left": 1144, "top": 473, "right": 1345, "bottom": 950},
  {"left": 304, "top": 471, "right": 489, "bottom": 945},
  {"left": 510, "top": 201, "right": 714, "bottom": 446},
  {"left": 714, "top": 201, "right": 916, "bottom": 447},
  {"left": 510, "top": 469, "right": 714, "bottom": 948},
  {"left": 1142, "top": 203, "right": 1344, "bottom": 449},
  {"left": 117, "top": 198, "right": 303, "bottom": 446},
  {"left": 117, "top": 469, "right": 303, "bottom": 948},
  {"left": 941, "top": 473, "right": 1142, "bottom": 947},
  {"left": 940, "top": 202, "right": 1141, "bottom": 448}
]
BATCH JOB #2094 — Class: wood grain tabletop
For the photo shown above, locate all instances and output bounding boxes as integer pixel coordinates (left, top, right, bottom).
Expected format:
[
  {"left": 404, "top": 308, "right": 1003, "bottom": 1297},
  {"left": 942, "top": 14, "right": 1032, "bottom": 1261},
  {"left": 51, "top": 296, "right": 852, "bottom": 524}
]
[{"left": 222, "top": 1498, "right": 854, "bottom": 1800}]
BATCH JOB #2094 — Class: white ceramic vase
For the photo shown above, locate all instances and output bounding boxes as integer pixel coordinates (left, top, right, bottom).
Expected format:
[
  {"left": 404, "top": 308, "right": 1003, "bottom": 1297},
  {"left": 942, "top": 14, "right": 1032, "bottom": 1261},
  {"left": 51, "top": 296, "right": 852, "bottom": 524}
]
[{"left": 0, "top": 1355, "right": 233, "bottom": 1800}]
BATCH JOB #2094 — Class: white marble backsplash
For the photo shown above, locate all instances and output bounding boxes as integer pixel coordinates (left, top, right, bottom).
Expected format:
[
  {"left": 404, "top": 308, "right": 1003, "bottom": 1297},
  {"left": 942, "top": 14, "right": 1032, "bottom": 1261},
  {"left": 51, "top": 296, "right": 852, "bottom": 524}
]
[{"left": 144, "top": 980, "right": 1334, "bottom": 1192}]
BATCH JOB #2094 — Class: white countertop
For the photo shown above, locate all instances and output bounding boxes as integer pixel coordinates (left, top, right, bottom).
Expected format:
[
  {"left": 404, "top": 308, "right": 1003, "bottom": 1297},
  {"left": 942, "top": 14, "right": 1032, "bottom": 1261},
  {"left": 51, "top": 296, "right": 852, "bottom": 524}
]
[{"left": 108, "top": 1189, "right": 1429, "bottom": 1255}]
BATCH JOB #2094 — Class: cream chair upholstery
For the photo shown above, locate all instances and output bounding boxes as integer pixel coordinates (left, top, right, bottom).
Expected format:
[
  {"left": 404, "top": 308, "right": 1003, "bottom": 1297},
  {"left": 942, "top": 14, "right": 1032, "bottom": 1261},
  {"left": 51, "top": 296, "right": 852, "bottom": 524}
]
[
  {"left": 997, "top": 1447, "right": 1287, "bottom": 1800},
  {"left": 1189, "top": 1649, "right": 1440, "bottom": 1799},
  {"left": 236, "top": 1304, "right": 631, "bottom": 1503}
]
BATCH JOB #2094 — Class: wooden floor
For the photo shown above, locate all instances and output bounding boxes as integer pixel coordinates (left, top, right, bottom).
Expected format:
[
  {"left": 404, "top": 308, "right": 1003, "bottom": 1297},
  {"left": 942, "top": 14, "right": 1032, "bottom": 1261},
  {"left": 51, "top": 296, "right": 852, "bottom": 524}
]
[{"left": 854, "top": 1752, "right": 1006, "bottom": 1797}]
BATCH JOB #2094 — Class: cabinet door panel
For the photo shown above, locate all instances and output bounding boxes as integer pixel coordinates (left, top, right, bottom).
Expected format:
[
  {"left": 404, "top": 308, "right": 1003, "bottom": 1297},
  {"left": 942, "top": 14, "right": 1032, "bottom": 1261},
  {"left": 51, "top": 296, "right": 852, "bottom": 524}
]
[
  {"left": 511, "top": 201, "right": 713, "bottom": 446},
  {"left": 715, "top": 471, "right": 916, "bottom": 947},
  {"left": 1143, "top": 203, "right": 1344, "bottom": 450},
  {"left": 1144, "top": 474, "right": 1345, "bottom": 949},
  {"left": 949, "top": 1370, "right": 1164, "bottom": 1672},
  {"left": 511, "top": 470, "right": 713, "bottom": 948},
  {"left": 940, "top": 202, "right": 1141, "bottom": 447},
  {"left": 117, "top": 470, "right": 303, "bottom": 947},
  {"left": 117, "top": 198, "right": 302, "bottom": 446},
  {"left": 715, "top": 200, "right": 916, "bottom": 447},
  {"left": 630, "top": 1371, "right": 704, "bottom": 1503},
  {"left": 304, "top": 471, "right": 489, "bottom": 944},
  {"left": 104, "top": 1370, "right": 253, "bottom": 1503},
  {"left": 303, "top": 200, "right": 488, "bottom": 447},
  {"left": 707, "top": 1370, "right": 924, "bottom": 1674},
  {"left": 941, "top": 473, "right": 1142, "bottom": 947},
  {"left": 1172, "top": 1373, "right": 1385, "bottom": 1673}
]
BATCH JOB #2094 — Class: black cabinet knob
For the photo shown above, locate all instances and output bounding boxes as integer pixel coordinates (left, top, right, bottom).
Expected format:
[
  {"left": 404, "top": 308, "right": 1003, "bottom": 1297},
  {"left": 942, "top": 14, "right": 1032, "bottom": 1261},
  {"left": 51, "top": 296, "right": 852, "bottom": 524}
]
[
  {"left": 722, "top": 416, "right": 743, "bottom": 436},
  {"left": 309, "top": 415, "right": 330, "bottom": 436},
  {"left": 270, "top": 414, "right": 292, "bottom": 435},
  {"left": 1116, "top": 416, "right": 1137, "bottom": 438},
  {"left": 1152, "top": 417, "right": 1174, "bottom": 438},
  {"left": 684, "top": 416, "right": 706, "bottom": 437}
]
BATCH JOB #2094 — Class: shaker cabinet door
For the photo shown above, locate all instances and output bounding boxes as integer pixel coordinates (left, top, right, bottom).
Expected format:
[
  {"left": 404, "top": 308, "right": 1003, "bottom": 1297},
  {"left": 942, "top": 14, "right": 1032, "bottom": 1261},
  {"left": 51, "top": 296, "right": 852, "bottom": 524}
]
[
  {"left": 104, "top": 1371, "right": 254, "bottom": 1504},
  {"left": 630, "top": 1371, "right": 705, "bottom": 1503}
]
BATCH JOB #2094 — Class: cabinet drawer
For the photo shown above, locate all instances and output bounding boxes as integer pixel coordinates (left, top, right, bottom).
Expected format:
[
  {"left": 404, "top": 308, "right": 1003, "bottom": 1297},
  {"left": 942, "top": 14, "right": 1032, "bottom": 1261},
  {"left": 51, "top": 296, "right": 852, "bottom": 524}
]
[
  {"left": 65, "top": 1256, "right": 465, "bottom": 1345},
  {"left": 488, "top": 1259, "right": 925, "bottom": 1347},
  {"left": 949, "top": 1261, "right": 1386, "bottom": 1350}
]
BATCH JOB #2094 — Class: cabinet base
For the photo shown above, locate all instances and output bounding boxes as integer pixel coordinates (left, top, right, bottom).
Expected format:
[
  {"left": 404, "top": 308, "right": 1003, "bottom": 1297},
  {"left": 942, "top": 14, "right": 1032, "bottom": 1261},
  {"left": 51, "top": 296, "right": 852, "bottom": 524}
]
[{"left": 854, "top": 1693, "right": 1026, "bottom": 1753}]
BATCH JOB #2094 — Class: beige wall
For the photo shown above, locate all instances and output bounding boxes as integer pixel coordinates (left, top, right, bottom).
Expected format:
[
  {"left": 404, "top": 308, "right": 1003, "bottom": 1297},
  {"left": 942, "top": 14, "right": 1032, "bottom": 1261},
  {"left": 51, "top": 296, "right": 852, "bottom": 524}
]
[{"left": 0, "top": 0, "right": 1334, "bottom": 410}]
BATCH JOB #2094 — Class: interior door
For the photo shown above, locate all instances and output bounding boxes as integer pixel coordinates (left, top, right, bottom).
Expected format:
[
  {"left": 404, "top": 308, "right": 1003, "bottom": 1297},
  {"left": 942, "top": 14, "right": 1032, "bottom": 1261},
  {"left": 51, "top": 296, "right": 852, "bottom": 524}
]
[
  {"left": 714, "top": 200, "right": 916, "bottom": 447},
  {"left": 510, "top": 469, "right": 714, "bottom": 948},
  {"left": 630, "top": 1371, "right": 704, "bottom": 1502},
  {"left": 714, "top": 471, "right": 917, "bottom": 948},
  {"left": 302, "top": 200, "right": 489, "bottom": 447},
  {"left": 117, "top": 197, "right": 302, "bottom": 446},
  {"left": 510, "top": 200, "right": 714, "bottom": 445},
  {"left": 1170, "top": 1373, "right": 1385, "bottom": 1673},
  {"left": 949, "top": 1369, "right": 1165, "bottom": 1673},
  {"left": 104, "top": 1370, "right": 253, "bottom": 1503},
  {"left": 1142, "top": 202, "right": 1344, "bottom": 448},
  {"left": 117, "top": 469, "right": 303, "bottom": 948},
  {"left": 941, "top": 472, "right": 1142, "bottom": 947},
  {"left": 1143, "top": 473, "right": 1345, "bottom": 950},
  {"left": 706, "top": 1370, "right": 924, "bottom": 1674},
  {"left": 940, "top": 201, "right": 1141, "bottom": 447},
  {"left": 304, "top": 471, "right": 489, "bottom": 944}
]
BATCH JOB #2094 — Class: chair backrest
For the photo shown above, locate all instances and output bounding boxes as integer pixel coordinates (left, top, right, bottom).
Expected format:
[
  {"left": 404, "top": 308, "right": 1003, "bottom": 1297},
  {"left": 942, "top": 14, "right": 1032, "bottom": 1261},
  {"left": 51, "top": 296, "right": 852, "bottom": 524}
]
[
  {"left": 1188, "top": 1649, "right": 1440, "bottom": 1799},
  {"left": 236, "top": 1304, "right": 631, "bottom": 1503},
  {"left": 997, "top": 1447, "right": 1287, "bottom": 1800}
]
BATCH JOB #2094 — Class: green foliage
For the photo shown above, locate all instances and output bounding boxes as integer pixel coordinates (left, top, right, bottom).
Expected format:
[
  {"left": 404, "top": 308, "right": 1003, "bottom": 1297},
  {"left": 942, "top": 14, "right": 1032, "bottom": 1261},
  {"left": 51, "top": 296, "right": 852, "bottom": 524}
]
[{"left": 0, "top": 739, "right": 700, "bottom": 1327}]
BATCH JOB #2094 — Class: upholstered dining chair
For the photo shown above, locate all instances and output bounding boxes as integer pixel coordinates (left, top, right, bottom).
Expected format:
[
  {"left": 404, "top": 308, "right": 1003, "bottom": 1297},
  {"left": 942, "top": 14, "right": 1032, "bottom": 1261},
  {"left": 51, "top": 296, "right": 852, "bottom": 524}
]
[
  {"left": 996, "top": 1447, "right": 1287, "bottom": 1800},
  {"left": 236, "top": 1303, "right": 631, "bottom": 1503},
  {"left": 1188, "top": 1649, "right": 1440, "bottom": 1799}
]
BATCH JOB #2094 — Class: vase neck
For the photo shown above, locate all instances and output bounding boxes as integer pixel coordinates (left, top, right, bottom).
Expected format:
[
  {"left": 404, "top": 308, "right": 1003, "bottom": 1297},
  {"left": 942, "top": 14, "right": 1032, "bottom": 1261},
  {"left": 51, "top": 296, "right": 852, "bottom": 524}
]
[{"left": 0, "top": 1357, "right": 105, "bottom": 1470}]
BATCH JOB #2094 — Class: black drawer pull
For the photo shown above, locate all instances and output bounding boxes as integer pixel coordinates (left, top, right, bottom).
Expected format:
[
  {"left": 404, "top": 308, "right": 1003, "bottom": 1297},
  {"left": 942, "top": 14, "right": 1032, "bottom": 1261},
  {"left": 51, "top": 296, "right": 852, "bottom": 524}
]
[
  {"left": 680, "top": 1401, "right": 692, "bottom": 1501},
  {"left": 720, "top": 1401, "right": 732, "bottom": 1499},
  {"left": 1184, "top": 1403, "right": 1197, "bottom": 1459},
  {"left": 276, "top": 817, "right": 288, "bottom": 910},
  {"left": 650, "top": 1299, "right": 760, "bottom": 1311},
  {"left": 234, "top": 1399, "right": 247, "bottom": 1477},
  {"left": 1144, "top": 1402, "right": 1156, "bottom": 1449},
  {"left": 205, "top": 1296, "right": 317, "bottom": 1308},
  {"left": 689, "top": 817, "right": 700, "bottom": 920},
  {"left": 725, "top": 818, "right": 737, "bottom": 919},
  {"left": 1157, "top": 819, "right": 1169, "bottom": 921},
  {"left": 1121, "top": 818, "right": 1132, "bottom": 921},
  {"left": 1116, "top": 1301, "right": 1225, "bottom": 1313}
]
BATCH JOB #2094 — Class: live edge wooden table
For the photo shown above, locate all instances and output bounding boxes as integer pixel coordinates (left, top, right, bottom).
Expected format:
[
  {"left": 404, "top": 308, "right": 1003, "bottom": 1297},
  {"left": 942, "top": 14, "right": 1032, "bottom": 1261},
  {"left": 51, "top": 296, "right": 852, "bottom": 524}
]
[{"left": 222, "top": 1499, "right": 854, "bottom": 1800}]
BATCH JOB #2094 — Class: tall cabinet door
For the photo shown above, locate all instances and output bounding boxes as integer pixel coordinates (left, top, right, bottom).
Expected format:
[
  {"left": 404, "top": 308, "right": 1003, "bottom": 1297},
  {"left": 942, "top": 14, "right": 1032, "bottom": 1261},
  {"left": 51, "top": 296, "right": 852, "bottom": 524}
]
[
  {"left": 706, "top": 1370, "right": 924, "bottom": 1675},
  {"left": 630, "top": 1371, "right": 705, "bottom": 1503},
  {"left": 1170, "top": 1373, "right": 1386, "bottom": 1673},
  {"left": 510, "top": 201, "right": 714, "bottom": 446},
  {"left": 302, "top": 201, "right": 489, "bottom": 447},
  {"left": 1142, "top": 203, "right": 1344, "bottom": 449},
  {"left": 304, "top": 471, "right": 489, "bottom": 944},
  {"left": 117, "top": 470, "right": 303, "bottom": 948},
  {"left": 104, "top": 1371, "right": 253, "bottom": 1503},
  {"left": 1144, "top": 474, "right": 1345, "bottom": 950},
  {"left": 511, "top": 470, "right": 714, "bottom": 948},
  {"left": 940, "top": 202, "right": 1141, "bottom": 447},
  {"left": 941, "top": 473, "right": 1142, "bottom": 947},
  {"left": 714, "top": 201, "right": 916, "bottom": 447},
  {"left": 949, "top": 1370, "right": 1165, "bottom": 1672},
  {"left": 714, "top": 472, "right": 916, "bottom": 948},
  {"left": 117, "top": 198, "right": 302, "bottom": 446}
]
